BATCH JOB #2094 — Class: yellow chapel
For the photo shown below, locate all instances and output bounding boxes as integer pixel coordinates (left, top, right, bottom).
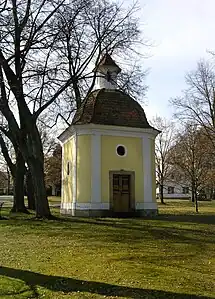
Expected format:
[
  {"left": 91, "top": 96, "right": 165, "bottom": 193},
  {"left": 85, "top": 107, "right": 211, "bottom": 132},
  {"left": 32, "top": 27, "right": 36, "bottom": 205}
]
[{"left": 58, "top": 54, "right": 160, "bottom": 217}]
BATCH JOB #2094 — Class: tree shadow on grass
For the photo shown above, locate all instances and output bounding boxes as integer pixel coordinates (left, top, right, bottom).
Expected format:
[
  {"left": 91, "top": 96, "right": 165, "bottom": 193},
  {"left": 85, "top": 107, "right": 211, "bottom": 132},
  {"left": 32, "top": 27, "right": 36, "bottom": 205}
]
[
  {"left": 2, "top": 204, "right": 215, "bottom": 225},
  {"left": 156, "top": 214, "right": 215, "bottom": 225},
  {"left": 0, "top": 266, "right": 211, "bottom": 299},
  {"left": 49, "top": 217, "right": 215, "bottom": 244},
  {"left": 54, "top": 211, "right": 215, "bottom": 227},
  {"left": 1, "top": 215, "right": 215, "bottom": 248}
]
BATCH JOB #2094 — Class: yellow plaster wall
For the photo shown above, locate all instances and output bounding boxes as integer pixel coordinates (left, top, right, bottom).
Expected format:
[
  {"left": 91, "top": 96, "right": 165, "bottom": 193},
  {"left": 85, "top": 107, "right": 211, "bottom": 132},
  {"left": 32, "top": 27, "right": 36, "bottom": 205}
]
[
  {"left": 101, "top": 135, "right": 143, "bottom": 203},
  {"left": 77, "top": 135, "right": 91, "bottom": 203},
  {"left": 62, "top": 137, "right": 74, "bottom": 204},
  {"left": 150, "top": 138, "right": 156, "bottom": 202}
]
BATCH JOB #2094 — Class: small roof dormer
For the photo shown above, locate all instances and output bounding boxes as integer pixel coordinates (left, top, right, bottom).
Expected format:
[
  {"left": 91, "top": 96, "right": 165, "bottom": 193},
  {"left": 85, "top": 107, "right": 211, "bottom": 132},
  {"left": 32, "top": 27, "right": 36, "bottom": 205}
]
[{"left": 94, "top": 54, "right": 121, "bottom": 90}]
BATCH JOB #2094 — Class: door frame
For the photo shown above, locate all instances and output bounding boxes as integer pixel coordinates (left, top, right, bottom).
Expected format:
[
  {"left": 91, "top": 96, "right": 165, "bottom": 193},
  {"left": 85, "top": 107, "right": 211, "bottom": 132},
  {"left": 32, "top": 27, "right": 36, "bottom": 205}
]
[{"left": 109, "top": 170, "right": 135, "bottom": 212}]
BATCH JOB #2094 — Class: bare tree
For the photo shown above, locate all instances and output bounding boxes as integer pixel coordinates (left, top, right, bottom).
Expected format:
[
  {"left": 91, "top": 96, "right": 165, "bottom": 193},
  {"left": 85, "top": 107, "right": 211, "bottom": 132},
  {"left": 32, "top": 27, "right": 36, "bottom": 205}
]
[
  {"left": 171, "top": 59, "right": 215, "bottom": 147},
  {"left": 152, "top": 117, "right": 175, "bottom": 204},
  {"left": 45, "top": 0, "right": 148, "bottom": 126},
  {"left": 169, "top": 125, "right": 213, "bottom": 212},
  {"left": 0, "top": 0, "right": 147, "bottom": 218}
]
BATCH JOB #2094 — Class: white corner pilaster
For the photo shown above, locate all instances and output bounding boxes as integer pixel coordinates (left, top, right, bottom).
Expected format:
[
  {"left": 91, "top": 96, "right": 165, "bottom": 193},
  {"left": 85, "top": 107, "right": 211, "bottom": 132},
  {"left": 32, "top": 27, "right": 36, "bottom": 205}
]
[
  {"left": 91, "top": 134, "right": 101, "bottom": 203},
  {"left": 143, "top": 135, "right": 153, "bottom": 203},
  {"left": 72, "top": 134, "right": 77, "bottom": 207}
]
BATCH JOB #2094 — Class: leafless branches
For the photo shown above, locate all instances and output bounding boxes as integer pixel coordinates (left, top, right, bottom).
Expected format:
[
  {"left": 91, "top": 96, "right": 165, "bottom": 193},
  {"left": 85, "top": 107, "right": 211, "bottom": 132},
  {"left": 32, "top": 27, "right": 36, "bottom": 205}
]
[
  {"left": 169, "top": 125, "right": 215, "bottom": 211},
  {"left": 171, "top": 59, "right": 215, "bottom": 147},
  {"left": 151, "top": 116, "right": 175, "bottom": 203}
]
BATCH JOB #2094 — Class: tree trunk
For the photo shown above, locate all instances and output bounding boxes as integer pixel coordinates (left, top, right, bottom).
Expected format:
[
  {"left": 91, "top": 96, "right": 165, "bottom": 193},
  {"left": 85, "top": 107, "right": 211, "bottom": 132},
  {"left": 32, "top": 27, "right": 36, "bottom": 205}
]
[
  {"left": 195, "top": 190, "right": 199, "bottom": 213},
  {"left": 191, "top": 190, "right": 195, "bottom": 202},
  {"left": 27, "top": 156, "right": 50, "bottom": 218},
  {"left": 6, "top": 167, "right": 10, "bottom": 195},
  {"left": 3, "top": 89, "right": 52, "bottom": 218},
  {"left": 26, "top": 170, "right": 35, "bottom": 210},
  {"left": 160, "top": 184, "right": 165, "bottom": 204},
  {"left": 24, "top": 124, "right": 50, "bottom": 218},
  {"left": 11, "top": 152, "right": 28, "bottom": 213},
  {"left": 191, "top": 180, "right": 195, "bottom": 203}
]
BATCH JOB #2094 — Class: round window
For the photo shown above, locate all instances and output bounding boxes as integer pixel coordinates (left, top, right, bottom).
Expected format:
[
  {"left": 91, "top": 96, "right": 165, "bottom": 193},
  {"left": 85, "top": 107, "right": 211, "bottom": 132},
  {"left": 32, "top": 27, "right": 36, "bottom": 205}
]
[{"left": 116, "top": 145, "right": 126, "bottom": 156}]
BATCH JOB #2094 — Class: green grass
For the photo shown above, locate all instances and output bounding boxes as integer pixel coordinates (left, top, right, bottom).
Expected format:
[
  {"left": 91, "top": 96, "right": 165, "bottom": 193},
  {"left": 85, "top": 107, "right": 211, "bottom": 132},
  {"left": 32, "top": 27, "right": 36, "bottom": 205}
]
[{"left": 0, "top": 201, "right": 215, "bottom": 298}]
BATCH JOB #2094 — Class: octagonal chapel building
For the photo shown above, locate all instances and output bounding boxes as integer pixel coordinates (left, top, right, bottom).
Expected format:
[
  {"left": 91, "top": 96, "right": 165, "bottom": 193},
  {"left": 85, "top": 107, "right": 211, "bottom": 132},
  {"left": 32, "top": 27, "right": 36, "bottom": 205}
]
[{"left": 58, "top": 54, "right": 160, "bottom": 217}]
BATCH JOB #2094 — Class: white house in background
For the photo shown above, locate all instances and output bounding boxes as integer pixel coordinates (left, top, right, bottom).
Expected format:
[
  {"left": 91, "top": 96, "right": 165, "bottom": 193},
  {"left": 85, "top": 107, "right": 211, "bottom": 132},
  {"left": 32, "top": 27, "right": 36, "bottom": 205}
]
[
  {"left": 156, "top": 181, "right": 191, "bottom": 199},
  {"left": 156, "top": 163, "right": 192, "bottom": 200},
  {"left": 156, "top": 184, "right": 191, "bottom": 199}
]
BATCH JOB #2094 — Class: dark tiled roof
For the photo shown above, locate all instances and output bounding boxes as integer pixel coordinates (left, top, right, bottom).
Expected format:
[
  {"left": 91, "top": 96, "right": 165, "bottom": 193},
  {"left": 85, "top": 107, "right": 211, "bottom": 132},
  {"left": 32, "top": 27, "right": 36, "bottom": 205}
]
[{"left": 72, "top": 89, "right": 153, "bottom": 129}]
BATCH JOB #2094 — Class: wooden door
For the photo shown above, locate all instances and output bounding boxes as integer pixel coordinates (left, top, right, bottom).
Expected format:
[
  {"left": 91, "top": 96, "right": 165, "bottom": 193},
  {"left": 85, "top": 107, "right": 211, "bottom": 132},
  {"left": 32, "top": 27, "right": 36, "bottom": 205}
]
[{"left": 113, "top": 174, "right": 130, "bottom": 212}]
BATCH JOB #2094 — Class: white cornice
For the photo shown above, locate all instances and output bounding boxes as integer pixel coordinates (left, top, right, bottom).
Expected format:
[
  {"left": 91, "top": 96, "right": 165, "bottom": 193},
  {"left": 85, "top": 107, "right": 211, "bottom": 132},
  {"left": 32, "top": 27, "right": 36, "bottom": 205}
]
[
  {"left": 58, "top": 124, "right": 160, "bottom": 143},
  {"left": 57, "top": 126, "right": 76, "bottom": 144},
  {"left": 76, "top": 123, "right": 159, "bottom": 134}
]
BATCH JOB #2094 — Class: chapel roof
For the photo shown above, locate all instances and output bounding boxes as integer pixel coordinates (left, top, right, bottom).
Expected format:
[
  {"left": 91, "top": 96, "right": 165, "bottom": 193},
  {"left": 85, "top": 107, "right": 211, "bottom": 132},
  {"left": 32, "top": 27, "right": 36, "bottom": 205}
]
[{"left": 72, "top": 88, "right": 154, "bottom": 129}]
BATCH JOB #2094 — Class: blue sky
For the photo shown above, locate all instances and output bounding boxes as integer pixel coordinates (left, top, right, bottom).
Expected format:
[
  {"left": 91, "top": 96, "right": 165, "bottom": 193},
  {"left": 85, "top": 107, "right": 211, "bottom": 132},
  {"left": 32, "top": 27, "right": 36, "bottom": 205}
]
[{"left": 137, "top": 0, "right": 215, "bottom": 121}]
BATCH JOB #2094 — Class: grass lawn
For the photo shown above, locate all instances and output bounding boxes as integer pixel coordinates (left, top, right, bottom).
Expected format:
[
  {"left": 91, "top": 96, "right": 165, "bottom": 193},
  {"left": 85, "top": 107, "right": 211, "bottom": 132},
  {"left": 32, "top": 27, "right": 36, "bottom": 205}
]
[
  {"left": 0, "top": 200, "right": 215, "bottom": 298},
  {"left": 0, "top": 196, "right": 61, "bottom": 207}
]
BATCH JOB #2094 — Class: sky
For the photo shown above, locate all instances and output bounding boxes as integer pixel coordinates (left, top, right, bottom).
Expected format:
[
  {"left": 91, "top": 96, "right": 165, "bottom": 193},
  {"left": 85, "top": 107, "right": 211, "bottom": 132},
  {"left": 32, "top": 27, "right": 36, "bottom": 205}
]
[{"left": 136, "top": 0, "right": 215, "bottom": 121}]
